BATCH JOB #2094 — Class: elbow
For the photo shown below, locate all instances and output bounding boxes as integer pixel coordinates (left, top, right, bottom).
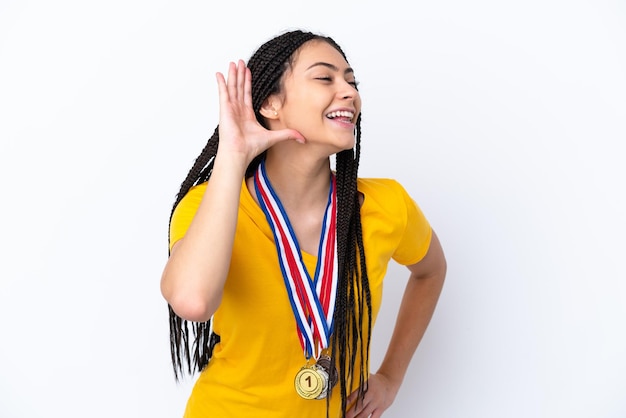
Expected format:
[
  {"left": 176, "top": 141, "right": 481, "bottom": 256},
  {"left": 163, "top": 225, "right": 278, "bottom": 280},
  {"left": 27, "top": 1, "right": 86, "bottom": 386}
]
[
  {"left": 170, "top": 297, "right": 217, "bottom": 323},
  {"left": 161, "top": 276, "right": 221, "bottom": 323},
  {"left": 164, "top": 290, "right": 220, "bottom": 323}
]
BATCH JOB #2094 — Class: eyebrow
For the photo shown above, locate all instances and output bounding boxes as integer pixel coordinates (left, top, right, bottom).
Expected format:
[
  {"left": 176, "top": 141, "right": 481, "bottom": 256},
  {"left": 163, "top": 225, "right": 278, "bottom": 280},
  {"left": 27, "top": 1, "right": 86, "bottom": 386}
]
[{"left": 306, "top": 62, "right": 354, "bottom": 75}]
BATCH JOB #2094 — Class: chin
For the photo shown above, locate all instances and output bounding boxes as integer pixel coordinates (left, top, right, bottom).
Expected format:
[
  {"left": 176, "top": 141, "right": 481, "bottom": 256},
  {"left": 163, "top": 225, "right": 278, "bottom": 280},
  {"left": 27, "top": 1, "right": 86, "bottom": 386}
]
[
  {"left": 305, "top": 133, "right": 355, "bottom": 154},
  {"left": 322, "top": 140, "right": 354, "bottom": 155},
  {"left": 341, "top": 142, "right": 355, "bottom": 152},
  {"left": 330, "top": 132, "right": 356, "bottom": 148},
  {"left": 338, "top": 137, "right": 356, "bottom": 151}
]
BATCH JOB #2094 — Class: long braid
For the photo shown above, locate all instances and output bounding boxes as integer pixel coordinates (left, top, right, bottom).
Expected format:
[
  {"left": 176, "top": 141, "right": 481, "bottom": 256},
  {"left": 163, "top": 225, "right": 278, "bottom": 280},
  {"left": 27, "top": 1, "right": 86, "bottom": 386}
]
[
  {"left": 332, "top": 113, "right": 371, "bottom": 414},
  {"left": 167, "top": 126, "right": 220, "bottom": 379},
  {"left": 166, "top": 30, "right": 372, "bottom": 416}
]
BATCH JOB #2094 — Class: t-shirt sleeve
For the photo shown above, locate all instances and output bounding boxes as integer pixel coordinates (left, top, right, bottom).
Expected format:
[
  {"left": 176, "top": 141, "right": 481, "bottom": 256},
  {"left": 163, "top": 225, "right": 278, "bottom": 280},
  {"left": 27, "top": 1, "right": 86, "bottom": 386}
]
[
  {"left": 169, "top": 183, "right": 207, "bottom": 252},
  {"left": 391, "top": 181, "right": 433, "bottom": 266}
]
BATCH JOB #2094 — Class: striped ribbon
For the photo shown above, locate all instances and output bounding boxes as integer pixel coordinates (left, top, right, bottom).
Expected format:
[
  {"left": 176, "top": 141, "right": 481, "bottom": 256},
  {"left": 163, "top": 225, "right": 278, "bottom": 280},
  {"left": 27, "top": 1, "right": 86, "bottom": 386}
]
[{"left": 254, "top": 161, "right": 338, "bottom": 360}]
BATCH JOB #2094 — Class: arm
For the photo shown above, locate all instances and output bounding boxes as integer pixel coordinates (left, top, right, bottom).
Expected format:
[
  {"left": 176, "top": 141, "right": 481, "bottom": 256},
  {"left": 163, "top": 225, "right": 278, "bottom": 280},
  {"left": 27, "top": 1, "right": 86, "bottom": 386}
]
[
  {"left": 160, "top": 60, "right": 304, "bottom": 322},
  {"left": 346, "top": 230, "right": 447, "bottom": 418},
  {"left": 160, "top": 153, "right": 247, "bottom": 322}
]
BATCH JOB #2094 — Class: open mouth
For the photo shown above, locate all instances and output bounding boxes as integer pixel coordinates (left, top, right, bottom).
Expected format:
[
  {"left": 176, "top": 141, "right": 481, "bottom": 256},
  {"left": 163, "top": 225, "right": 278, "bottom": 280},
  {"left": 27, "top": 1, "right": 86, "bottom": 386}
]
[{"left": 326, "top": 110, "right": 355, "bottom": 123}]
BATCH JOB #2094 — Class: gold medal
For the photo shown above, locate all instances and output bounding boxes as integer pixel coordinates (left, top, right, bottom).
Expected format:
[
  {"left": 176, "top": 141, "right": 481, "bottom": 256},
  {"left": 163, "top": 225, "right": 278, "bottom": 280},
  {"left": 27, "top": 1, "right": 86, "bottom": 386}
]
[
  {"left": 295, "top": 364, "right": 327, "bottom": 399},
  {"left": 295, "top": 355, "right": 339, "bottom": 400}
]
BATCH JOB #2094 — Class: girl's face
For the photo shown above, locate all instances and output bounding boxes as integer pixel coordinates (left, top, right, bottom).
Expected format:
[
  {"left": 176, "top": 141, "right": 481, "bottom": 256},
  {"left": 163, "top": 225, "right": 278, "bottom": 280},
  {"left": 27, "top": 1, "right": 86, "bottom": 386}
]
[{"left": 269, "top": 40, "right": 361, "bottom": 153}]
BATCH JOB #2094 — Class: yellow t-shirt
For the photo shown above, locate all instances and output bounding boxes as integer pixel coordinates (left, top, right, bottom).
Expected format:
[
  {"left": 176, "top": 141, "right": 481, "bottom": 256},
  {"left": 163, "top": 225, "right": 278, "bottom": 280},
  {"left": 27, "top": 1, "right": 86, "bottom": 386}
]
[{"left": 169, "top": 177, "right": 432, "bottom": 418}]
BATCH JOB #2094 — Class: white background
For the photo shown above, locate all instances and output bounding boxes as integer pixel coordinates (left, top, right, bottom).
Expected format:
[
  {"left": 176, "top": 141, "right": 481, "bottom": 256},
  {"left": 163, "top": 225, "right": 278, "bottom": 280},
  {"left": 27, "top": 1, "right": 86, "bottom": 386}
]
[{"left": 1, "top": 0, "right": 625, "bottom": 417}]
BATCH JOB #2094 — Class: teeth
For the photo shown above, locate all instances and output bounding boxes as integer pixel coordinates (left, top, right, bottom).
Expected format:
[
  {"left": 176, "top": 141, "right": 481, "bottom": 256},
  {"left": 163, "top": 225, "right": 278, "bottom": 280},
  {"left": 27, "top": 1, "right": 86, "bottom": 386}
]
[{"left": 326, "top": 110, "right": 354, "bottom": 120}]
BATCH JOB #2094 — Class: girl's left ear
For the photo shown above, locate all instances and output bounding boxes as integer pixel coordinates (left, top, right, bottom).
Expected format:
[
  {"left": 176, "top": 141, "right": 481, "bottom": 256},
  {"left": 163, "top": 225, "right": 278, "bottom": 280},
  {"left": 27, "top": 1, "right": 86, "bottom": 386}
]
[{"left": 259, "top": 97, "right": 280, "bottom": 119}]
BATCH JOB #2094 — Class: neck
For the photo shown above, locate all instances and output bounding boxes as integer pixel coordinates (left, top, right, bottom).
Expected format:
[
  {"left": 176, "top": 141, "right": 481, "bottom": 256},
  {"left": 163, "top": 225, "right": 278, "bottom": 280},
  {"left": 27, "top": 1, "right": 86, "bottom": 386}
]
[{"left": 263, "top": 148, "right": 332, "bottom": 209}]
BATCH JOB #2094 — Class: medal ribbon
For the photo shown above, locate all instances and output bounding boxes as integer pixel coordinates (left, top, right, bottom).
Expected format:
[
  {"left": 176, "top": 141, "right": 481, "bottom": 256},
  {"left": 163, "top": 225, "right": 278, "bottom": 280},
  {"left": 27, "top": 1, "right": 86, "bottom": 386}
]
[{"left": 254, "top": 161, "right": 338, "bottom": 360}]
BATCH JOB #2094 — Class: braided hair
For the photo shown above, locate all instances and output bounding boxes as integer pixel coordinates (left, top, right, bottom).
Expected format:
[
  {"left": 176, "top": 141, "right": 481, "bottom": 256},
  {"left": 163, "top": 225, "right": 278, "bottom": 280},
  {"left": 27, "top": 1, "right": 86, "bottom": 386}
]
[{"left": 167, "top": 29, "right": 372, "bottom": 415}]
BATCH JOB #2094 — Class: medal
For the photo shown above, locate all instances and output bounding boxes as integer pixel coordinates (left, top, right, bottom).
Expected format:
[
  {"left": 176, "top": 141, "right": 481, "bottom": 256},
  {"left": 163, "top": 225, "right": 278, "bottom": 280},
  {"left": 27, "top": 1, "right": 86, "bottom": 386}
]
[
  {"left": 294, "top": 355, "right": 338, "bottom": 400},
  {"left": 316, "top": 354, "right": 339, "bottom": 391},
  {"left": 294, "top": 364, "right": 328, "bottom": 399},
  {"left": 255, "top": 161, "right": 339, "bottom": 400}
]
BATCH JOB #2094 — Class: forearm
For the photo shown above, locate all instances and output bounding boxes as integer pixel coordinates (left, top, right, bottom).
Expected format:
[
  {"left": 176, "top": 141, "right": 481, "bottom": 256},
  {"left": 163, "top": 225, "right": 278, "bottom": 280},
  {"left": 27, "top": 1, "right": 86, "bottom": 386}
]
[
  {"left": 375, "top": 270, "right": 445, "bottom": 393},
  {"left": 160, "top": 152, "right": 248, "bottom": 322}
]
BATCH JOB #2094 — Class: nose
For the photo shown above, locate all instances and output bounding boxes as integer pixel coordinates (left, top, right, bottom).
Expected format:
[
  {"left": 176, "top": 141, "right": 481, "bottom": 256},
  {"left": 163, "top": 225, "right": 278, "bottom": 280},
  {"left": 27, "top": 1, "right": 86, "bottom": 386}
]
[{"left": 337, "top": 80, "right": 357, "bottom": 100}]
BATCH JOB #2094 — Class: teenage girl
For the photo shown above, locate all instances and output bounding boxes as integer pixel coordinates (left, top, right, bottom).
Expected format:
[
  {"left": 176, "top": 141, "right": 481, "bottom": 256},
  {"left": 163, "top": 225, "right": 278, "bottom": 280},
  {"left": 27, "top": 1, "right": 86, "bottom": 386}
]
[{"left": 160, "top": 29, "right": 446, "bottom": 418}]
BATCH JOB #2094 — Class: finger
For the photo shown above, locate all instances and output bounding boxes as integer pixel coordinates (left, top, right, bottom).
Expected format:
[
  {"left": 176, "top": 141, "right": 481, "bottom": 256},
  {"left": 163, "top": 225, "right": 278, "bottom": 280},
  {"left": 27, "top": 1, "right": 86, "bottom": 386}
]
[
  {"left": 236, "top": 59, "right": 246, "bottom": 103},
  {"left": 346, "top": 387, "right": 360, "bottom": 406},
  {"left": 243, "top": 66, "right": 252, "bottom": 108},
  {"left": 351, "top": 398, "right": 373, "bottom": 418},
  {"left": 266, "top": 129, "right": 306, "bottom": 147},
  {"left": 215, "top": 72, "right": 228, "bottom": 110},
  {"left": 226, "top": 61, "right": 237, "bottom": 100},
  {"left": 345, "top": 391, "right": 363, "bottom": 418},
  {"left": 344, "top": 403, "right": 356, "bottom": 418}
]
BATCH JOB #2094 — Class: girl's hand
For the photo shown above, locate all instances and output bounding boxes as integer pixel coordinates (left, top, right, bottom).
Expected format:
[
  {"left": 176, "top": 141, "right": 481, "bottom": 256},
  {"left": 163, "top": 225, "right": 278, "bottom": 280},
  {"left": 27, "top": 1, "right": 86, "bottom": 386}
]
[
  {"left": 215, "top": 60, "right": 304, "bottom": 164},
  {"left": 345, "top": 373, "right": 399, "bottom": 418}
]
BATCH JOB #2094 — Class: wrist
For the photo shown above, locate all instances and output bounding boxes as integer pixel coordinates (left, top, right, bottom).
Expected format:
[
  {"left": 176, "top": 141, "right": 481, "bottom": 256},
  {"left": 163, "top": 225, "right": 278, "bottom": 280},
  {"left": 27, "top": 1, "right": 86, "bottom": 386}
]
[
  {"left": 213, "top": 150, "right": 250, "bottom": 176},
  {"left": 373, "top": 367, "right": 403, "bottom": 396}
]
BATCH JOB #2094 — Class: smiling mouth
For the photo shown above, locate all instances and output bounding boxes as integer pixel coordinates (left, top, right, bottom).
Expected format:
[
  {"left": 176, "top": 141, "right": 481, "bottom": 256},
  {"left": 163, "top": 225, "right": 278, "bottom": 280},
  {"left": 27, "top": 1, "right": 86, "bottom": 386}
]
[{"left": 326, "top": 110, "right": 355, "bottom": 123}]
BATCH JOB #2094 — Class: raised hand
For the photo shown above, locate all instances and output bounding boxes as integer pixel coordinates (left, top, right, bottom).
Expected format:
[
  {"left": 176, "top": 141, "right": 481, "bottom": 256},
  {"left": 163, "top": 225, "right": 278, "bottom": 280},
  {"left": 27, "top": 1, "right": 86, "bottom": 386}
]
[{"left": 215, "top": 60, "right": 305, "bottom": 164}]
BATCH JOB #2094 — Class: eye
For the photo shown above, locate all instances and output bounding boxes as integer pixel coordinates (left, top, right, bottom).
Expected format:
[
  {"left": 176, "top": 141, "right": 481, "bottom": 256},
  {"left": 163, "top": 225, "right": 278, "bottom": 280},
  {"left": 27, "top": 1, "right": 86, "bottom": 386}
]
[{"left": 314, "top": 76, "right": 359, "bottom": 90}]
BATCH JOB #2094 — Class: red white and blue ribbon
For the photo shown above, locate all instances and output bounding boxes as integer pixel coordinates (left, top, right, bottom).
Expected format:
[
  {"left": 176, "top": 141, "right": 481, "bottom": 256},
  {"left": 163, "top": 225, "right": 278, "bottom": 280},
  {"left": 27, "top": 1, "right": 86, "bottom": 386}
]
[{"left": 254, "top": 160, "right": 338, "bottom": 360}]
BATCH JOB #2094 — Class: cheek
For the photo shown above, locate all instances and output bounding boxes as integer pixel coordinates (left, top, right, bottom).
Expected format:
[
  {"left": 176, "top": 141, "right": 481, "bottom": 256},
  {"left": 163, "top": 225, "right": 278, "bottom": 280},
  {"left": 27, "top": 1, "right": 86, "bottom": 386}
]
[{"left": 289, "top": 98, "right": 326, "bottom": 124}]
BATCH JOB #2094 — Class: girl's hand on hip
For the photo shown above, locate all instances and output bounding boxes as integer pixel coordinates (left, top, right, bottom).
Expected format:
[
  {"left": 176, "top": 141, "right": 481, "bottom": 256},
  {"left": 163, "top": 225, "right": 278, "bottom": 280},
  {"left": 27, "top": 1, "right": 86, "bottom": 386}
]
[{"left": 345, "top": 373, "right": 398, "bottom": 418}]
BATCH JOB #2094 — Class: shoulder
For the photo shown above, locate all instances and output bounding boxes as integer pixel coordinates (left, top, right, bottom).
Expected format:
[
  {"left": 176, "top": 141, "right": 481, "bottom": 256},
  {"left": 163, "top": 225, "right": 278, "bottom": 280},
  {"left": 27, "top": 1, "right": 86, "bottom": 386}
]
[
  {"left": 175, "top": 183, "right": 208, "bottom": 212},
  {"left": 358, "top": 177, "right": 432, "bottom": 265},
  {"left": 357, "top": 177, "right": 414, "bottom": 209},
  {"left": 171, "top": 182, "right": 208, "bottom": 223},
  {"left": 169, "top": 183, "right": 208, "bottom": 250},
  {"left": 357, "top": 177, "right": 418, "bottom": 225},
  {"left": 357, "top": 177, "right": 407, "bottom": 193}
]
